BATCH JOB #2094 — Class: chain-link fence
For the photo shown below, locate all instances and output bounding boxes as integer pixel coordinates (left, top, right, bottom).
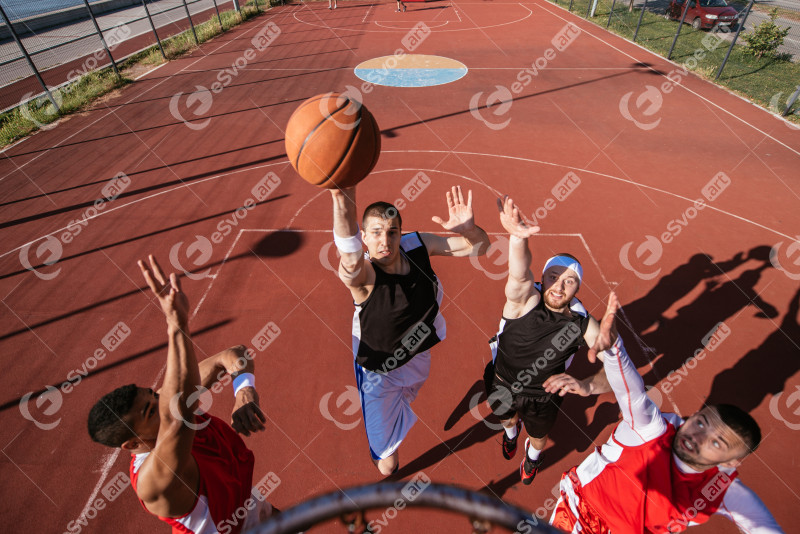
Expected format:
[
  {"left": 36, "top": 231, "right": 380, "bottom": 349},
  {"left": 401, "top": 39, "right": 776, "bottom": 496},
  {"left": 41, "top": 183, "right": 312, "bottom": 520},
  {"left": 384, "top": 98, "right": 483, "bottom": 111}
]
[
  {"left": 0, "top": 0, "right": 257, "bottom": 113},
  {"left": 554, "top": 0, "right": 800, "bottom": 118}
]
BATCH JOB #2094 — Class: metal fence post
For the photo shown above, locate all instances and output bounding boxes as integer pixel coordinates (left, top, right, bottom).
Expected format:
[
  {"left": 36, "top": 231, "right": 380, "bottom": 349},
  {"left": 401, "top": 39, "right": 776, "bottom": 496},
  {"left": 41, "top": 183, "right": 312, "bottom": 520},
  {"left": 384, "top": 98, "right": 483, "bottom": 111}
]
[
  {"left": 633, "top": 0, "right": 647, "bottom": 42},
  {"left": 607, "top": 0, "right": 618, "bottom": 28},
  {"left": 81, "top": 0, "right": 122, "bottom": 80},
  {"left": 181, "top": 0, "right": 200, "bottom": 44},
  {"left": 212, "top": 0, "right": 223, "bottom": 30},
  {"left": 568, "top": 0, "right": 574, "bottom": 11},
  {"left": 715, "top": 0, "right": 754, "bottom": 80},
  {"left": 667, "top": 0, "right": 692, "bottom": 60},
  {"left": 141, "top": 0, "right": 167, "bottom": 59},
  {"left": 232, "top": 0, "right": 241, "bottom": 9},
  {"left": 0, "top": 4, "right": 60, "bottom": 112},
  {"left": 782, "top": 84, "right": 800, "bottom": 117}
]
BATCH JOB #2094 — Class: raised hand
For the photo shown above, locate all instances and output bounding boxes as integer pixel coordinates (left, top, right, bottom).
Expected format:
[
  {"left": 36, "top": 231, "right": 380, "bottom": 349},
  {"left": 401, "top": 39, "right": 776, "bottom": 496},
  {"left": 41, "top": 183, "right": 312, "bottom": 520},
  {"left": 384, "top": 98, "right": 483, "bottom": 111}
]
[
  {"left": 431, "top": 186, "right": 475, "bottom": 234},
  {"left": 138, "top": 255, "right": 189, "bottom": 329},
  {"left": 231, "top": 387, "right": 266, "bottom": 436},
  {"left": 588, "top": 292, "right": 619, "bottom": 363},
  {"left": 543, "top": 373, "right": 591, "bottom": 397},
  {"left": 497, "top": 195, "right": 540, "bottom": 239}
]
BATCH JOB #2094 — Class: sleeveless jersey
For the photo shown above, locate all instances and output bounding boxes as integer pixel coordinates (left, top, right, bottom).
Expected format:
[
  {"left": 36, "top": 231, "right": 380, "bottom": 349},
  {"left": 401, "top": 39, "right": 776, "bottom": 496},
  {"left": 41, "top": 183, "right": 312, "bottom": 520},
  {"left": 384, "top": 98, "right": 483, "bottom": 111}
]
[
  {"left": 554, "top": 416, "right": 738, "bottom": 533},
  {"left": 130, "top": 412, "right": 255, "bottom": 534},
  {"left": 494, "top": 293, "right": 589, "bottom": 395},
  {"left": 352, "top": 232, "right": 445, "bottom": 373}
]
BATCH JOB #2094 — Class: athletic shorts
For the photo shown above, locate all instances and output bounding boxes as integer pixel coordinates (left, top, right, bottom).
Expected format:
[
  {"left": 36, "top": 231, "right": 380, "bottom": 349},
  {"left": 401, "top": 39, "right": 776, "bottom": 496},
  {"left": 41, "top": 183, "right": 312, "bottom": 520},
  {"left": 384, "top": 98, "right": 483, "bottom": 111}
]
[
  {"left": 484, "top": 360, "right": 564, "bottom": 439},
  {"left": 354, "top": 351, "right": 431, "bottom": 460}
]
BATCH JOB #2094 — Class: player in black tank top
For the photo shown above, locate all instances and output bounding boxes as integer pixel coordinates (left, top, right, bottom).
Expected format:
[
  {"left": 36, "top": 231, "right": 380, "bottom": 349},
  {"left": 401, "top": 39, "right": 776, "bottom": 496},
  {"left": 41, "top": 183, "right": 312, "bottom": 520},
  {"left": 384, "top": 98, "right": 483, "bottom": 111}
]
[
  {"left": 489, "top": 196, "right": 612, "bottom": 486},
  {"left": 330, "top": 185, "right": 490, "bottom": 476}
]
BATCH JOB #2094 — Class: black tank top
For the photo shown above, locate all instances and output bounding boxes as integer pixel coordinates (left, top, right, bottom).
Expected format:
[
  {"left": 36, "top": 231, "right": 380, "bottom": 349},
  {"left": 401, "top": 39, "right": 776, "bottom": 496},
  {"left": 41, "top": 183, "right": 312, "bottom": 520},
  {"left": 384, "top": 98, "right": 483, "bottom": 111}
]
[
  {"left": 494, "top": 294, "right": 589, "bottom": 395},
  {"left": 353, "top": 232, "right": 445, "bottom": 373}
]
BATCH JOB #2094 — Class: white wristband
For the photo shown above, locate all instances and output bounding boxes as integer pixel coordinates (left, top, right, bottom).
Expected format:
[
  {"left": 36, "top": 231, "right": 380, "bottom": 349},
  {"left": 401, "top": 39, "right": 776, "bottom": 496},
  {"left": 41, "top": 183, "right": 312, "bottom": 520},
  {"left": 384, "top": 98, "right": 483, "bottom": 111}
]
[
  {"left": 233, "top": 372, "right": 255, "bottom": 397},
  {"left": 333, "top": 228, "right": 363, "bottom": 254}
]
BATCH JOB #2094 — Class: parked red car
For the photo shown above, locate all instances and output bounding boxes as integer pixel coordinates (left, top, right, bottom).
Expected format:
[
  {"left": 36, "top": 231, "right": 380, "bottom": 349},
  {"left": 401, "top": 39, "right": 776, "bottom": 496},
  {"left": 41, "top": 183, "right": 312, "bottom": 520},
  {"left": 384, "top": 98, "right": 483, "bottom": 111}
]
[{"left": 666, "top": 0, "right": 740, "bottom": 31}]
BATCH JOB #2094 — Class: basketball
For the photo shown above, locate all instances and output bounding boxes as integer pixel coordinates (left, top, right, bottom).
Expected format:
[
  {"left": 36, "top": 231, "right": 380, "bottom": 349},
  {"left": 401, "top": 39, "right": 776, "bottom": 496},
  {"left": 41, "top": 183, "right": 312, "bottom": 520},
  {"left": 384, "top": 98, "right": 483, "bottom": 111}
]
[{"left": 284, "top": 92, "right": 381, "bottom": 189}]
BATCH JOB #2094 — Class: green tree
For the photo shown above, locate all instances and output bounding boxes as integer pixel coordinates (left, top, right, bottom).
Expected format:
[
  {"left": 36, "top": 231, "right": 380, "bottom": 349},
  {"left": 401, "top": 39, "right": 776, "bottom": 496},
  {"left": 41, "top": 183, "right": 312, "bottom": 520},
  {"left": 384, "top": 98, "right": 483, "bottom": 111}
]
[{"left": 742, "top": 8, "right": 790, "bottom": 59}]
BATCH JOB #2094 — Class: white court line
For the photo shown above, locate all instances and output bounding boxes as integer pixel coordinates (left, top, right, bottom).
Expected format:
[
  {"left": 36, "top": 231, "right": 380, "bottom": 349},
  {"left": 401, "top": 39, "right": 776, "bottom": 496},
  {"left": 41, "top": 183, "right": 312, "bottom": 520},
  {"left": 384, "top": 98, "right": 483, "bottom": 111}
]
[
  {"left": 7, "top": 148, "right": 794, "bottom": 263},
  {"left": 451, "top": 0, "right": 462, "bottom": 22},
  {"left": 374, "top": 20, "right": 449, "bottom": 29},
  {"left": 380, "top": 151, "right": 797, "bottom": 241},
  {"left": 291, "top": 3, "right": 532, "bottom": 32},
  {"left": 74, "top": 451, "right": 121, "bottom": 527},
  {"left": 0, "top": 160, "right": 290, "bottom": 260},
  {"left": 362, "top": 4, "right": 373, "bottom": 23},
  {"left": 536, "top": 1, "right": 800, "bottom": 158}
]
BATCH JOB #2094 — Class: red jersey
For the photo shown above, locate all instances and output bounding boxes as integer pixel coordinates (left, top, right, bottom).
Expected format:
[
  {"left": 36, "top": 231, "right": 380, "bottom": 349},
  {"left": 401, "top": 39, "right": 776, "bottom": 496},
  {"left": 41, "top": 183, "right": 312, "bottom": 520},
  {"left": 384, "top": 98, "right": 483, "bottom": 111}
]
[
  {"left": 130, "top": 412, "right": 255, "bottom": 534},
  {"left": 551, "top": 338, "right": 782, "bottom": 533}
]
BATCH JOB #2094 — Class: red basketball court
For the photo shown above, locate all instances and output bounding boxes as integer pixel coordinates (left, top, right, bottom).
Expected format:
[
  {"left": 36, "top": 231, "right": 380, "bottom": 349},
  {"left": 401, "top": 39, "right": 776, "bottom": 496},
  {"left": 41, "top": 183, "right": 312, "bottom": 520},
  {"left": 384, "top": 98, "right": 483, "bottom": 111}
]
[{"left": 1, "top": 0, "right": 799, "bottom": 532}]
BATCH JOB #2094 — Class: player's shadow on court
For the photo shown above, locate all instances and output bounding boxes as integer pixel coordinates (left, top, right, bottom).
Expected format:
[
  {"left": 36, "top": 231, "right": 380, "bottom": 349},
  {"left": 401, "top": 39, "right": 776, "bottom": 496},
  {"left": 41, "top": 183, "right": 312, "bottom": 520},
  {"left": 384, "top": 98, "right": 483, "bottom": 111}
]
[
  {"left": 620, "top": 247, "right": 777, "bottom": 385},
  {"left": 406, "top": 377, "right": 618, "bottom": 499},
  {"left": 706, "top": 285, "right": 800, "bottom": 412},
  {"left": 390, "top": 381, "right": 497, "bottom": 482}
]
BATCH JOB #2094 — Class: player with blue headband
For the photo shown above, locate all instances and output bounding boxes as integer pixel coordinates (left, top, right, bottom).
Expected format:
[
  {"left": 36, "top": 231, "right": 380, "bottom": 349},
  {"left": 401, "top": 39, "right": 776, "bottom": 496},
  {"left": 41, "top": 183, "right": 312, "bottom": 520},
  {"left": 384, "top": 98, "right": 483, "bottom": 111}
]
[{"left": 484, "top": 196, "right": 612, "bottom": 486}]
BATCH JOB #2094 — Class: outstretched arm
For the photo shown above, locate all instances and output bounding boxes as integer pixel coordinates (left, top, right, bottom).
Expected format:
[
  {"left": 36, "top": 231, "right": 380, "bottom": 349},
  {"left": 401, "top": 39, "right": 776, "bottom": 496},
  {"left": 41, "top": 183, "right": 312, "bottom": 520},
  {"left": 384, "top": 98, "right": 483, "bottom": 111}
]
[
  {"left": 495, "top": 196, "right": 540, "bottom": 317},
  {"left": 420, "top": 186, "right": 490, "bottom": 257},
  {"left": 198, "top": 346, "right": 266, "bottom": 436},
  {"left": 717, "top": 479, "right": 784, "bottom": 533},
  {"left": 331, "top": 187, "right": 373, "bottom": 302},
  {"left": 591, "top": 293, "right": 663, "bottom": 439},
  {"left": 136, "top": 255, "right": 201, "bottom": 516}
]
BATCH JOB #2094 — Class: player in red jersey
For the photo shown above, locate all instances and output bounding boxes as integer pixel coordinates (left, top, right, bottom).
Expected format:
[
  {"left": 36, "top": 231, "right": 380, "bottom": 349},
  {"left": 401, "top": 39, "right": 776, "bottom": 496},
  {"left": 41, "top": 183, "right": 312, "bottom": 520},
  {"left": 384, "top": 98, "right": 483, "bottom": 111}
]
[
  {"left": 549, "top": 292, "right": 783, "bottom": 533},
  {"left": 88, "top": 255, "right": 270, "bottom": 534}
]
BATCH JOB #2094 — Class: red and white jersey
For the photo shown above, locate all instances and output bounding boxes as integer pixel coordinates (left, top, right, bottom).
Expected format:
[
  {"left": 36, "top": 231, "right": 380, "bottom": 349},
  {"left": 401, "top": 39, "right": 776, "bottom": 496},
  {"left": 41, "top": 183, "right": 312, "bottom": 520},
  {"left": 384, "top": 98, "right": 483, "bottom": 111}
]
[
  {"left": 130, "top": 412, "right": 260, "bottom": 534},
  {"left": 551, "top": 339, "right": 783, "bottom": 534}
]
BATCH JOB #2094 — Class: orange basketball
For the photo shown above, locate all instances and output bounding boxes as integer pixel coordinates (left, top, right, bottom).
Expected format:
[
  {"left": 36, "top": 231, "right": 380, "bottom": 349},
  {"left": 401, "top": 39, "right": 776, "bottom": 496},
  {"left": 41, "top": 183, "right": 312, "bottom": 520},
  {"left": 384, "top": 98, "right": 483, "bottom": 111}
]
[{"left": 284, "top": 92, "right": 381, "bottom": 189}]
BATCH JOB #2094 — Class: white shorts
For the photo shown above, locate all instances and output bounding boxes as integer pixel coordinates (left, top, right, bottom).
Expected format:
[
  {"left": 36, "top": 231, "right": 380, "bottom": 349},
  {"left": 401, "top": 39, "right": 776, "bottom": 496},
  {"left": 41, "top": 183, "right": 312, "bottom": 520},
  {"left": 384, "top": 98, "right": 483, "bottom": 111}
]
[{"left": 354, "top": 351, "right": 432, "bottom": 460}]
